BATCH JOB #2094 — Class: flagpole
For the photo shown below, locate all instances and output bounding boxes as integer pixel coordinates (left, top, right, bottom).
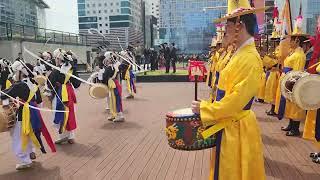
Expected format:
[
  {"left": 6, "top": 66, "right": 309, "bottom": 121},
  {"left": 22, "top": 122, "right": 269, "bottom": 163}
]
[{"left": 287, "top": 0, "right": 293, "bottom": 33}]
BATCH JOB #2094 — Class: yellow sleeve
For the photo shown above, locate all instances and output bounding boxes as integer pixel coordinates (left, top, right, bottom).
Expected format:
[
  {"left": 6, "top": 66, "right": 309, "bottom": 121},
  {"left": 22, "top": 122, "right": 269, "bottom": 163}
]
[
  {"left": 316, "top": 63, "right": 320, "bottom": 73},
  {"left": 292, "top": 53, "right": 306, "bottom": 71},
  {"left": 200, "top": 58, "right": 262, "bottom": 127}
]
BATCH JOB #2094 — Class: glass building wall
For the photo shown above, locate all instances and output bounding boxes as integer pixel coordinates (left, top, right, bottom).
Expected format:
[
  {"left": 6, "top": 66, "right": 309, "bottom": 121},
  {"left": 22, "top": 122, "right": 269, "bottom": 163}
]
[{"left": 159, "top": 0, "right": 226, "bottom": 54}]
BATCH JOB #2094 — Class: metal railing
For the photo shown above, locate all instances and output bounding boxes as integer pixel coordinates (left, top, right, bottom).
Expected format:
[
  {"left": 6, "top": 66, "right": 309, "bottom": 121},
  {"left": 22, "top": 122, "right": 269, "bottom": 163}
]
[{"left": 0, "top": 21, "right": 89, "bottom": 46}]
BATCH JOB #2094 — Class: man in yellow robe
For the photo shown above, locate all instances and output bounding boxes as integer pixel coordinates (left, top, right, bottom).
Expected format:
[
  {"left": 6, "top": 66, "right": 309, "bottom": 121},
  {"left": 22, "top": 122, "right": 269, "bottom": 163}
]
[
  {"left": 191, "top": 8, "right": 265, "bottom": 180},
  {"left": 277, "top": 35, "right": 307, "bottom": 136},
  {"left": 264, "top": 41, "right": 281, "bottom": 116}
]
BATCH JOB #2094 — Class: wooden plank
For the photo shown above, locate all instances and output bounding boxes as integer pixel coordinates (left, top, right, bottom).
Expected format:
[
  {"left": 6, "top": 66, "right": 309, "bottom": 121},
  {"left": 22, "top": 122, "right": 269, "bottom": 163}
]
[
  {"left": 192, "top": 150, "right": 204, "bottom": 180},
  {"left": 155, "top": 148, "right": 176, "bottom": 180},
  {"left": 201, "top": 150, "right": 211, "bottom": 180},
  {"left": 104, "top": 129, "right": 157, "bottom": 179},
  {"left": 135, "top": 138, "right": 167, "bottom": 180},
  {"left": 173, "top": 151, "right": 190, "bottom": 180},
  {"left": 183, "top": 151, "right": 196, "bottom": 180},
  {"left": 95, "top": 130, "right": 150, "bottom": 179},
  {"left": 164, "top": 150, "right": 182, "bottom": 180}
]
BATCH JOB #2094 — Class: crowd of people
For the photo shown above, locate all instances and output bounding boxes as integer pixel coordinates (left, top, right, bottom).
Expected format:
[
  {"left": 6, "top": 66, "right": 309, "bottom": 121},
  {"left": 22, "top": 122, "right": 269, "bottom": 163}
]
[{"left": 0, "top": 44, "right": 139, "bottom": 170}]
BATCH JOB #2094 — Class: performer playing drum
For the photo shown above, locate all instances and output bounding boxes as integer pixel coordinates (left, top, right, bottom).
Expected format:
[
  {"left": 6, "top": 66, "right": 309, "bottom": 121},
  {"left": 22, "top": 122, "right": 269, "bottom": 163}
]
[
  {"left": 276, "top": 15, "right": 309, "bottom": 136},
  {"left": 47, "top": 48, "right": 81, "bottom": 145},
  {"left": 191, "top": 1, "right": 266, "bottom": 179},
  {"left": 1, "top": 61, "right": 55, "bottom": 170}
]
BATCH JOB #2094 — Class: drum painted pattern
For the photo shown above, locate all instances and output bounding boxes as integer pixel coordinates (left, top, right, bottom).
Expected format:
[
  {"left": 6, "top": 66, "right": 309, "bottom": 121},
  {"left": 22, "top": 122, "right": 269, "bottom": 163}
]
[{"left": 165, "top": 108, "right": 216, "bottom": 151}]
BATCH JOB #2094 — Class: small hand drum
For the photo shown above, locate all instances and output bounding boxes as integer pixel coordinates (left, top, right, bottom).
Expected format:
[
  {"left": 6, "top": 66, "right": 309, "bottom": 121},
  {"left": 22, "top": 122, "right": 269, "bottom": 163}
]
[
  {"left": 0, "top": 103, "right": 17, "bottom": 133},
  {"left": 165, "top": 108, "right": 216, "bottom": 151},
  {"left": 89, "top": 83, "right": 109, "bottom": 99},
  {"left": 281, "top": 71, "right": 309, "bottom": 102},
  {"left": 293, "top": 74, "right": 320, "bottom": 110}
]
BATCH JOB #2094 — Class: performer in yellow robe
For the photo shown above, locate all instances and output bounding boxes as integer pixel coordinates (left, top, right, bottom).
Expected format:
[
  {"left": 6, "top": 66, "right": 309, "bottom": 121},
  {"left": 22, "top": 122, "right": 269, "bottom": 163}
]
[
  {"left": 264, "top": 43, "right": 281, "bottom": 116},
  {"left": 192, "top": 2, "right": 266, "bottom": 179},
  {"left": 256, "top": 69, "right": 266, "bottom": 103},
  {"left": 277, "top": 36, "right": 307, "bottom": 136}
]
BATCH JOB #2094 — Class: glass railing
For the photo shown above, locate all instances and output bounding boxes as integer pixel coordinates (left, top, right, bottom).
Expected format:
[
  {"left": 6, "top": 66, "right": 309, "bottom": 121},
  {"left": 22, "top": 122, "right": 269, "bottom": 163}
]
[{"left": 0, "top": 21, "right": 89, "bottom": 46}]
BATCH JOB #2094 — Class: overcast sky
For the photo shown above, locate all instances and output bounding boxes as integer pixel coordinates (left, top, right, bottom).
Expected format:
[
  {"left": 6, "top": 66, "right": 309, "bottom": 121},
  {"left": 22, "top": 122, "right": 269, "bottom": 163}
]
[{"left": 44, "top": 0, "right": 78, "bottom": 34}]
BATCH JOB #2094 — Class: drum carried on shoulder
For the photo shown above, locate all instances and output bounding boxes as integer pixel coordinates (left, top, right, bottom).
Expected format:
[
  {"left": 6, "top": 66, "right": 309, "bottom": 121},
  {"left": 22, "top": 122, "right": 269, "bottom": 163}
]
[
  {"left": 0, "top": 103, "right": 17, "bottom": 133},
  {"left": 281, "top": 71, "right": 320, "bottom": 110},
  {"left": 165, "top": 108, "right": 216, "bottom": 151}
]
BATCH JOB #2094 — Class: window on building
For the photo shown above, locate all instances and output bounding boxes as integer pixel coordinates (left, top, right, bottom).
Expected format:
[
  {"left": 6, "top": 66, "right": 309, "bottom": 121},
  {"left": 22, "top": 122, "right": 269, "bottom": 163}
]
[
  {"left": 99, "top": 24, "right": 102, "bottom": 27},
  {"left": 98, "top": 10, "right": 101, "bottom": 13},
  {"left": 110, "top": 22, "right": 130, "bottom": 28},
  {"left": 116, "top": 2, "right": 119, "bottom": 6},
  {"left": 109, "top": 15, "right": 132, "bottom": 21},
  {"left": 79, "top": 23, "right": 98, "bottom": 29},
  {"left": 117, "top": 9, "right": 119, "bottom": 13},
  {"left": 105, "top": 3, "right": 107, "bottom": 6},
  {"left": 77, "top": 0, "right": 85, "bottom": 3},
  {"left": 78, "top": 11, "right": 86, "bottom": 16},
  {"left": 121, "top": 8, "right": 131, "bottom": 14},
  {"left": 100, "top": 30, "right": 102, "bottom": 33},
  {"left": 105, "top": 17, "right": 108, "bottom": 20},
  {"left": 111, "top": 9, "right": 113, "bottom": 13},
  {"left": 87, "top": 4, "right": 90, "bottom": 7},
  {"left": 92, "top": 3, "right": 95, "bottom": 7},
  {"left": 121, "top": 1, "right": 130, "bottom": 7},
  {"left": 79, "top": 17, "right": 98, "bottom": 23},
  {"left": 87, "top": 11, "right": 90, "bottom": 14},
  {"left": 78, "top": 4, "right": 85, "bottom": 10},
  {"left": 98, "top": 3, "right": 101, "bottom": 7},
  {"left": 105, "top": 23, "right": 108, "bottom": 26},
  {"left": 99, "top": 17, "right": 102, "bottom": 20},
  {"left": 104, "top": 10, "right": 108, "bottom": 13},
  {"left": 106, "top": 30, "right": 108, "bottom": 33},
  {"left": 110, "top": 2, "right": 113, "bottom": 6}
]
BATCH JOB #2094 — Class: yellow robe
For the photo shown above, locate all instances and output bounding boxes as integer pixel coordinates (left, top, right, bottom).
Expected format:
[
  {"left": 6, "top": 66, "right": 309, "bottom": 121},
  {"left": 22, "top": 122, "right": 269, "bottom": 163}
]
[
  {"left": 303, "top": 64, "right": 320, "bottom": 148},
  {"left": 206, "top": 51, "right": 219, "bottom": 87},
  {"left": 276, "top": 47, "right": 306, "bottom": 121},
  {"left": 257, "top": 71, "right": 266, "bottom": 100},
  {"left": 200, "top": 41, "right": 265, "bottom": 180}
]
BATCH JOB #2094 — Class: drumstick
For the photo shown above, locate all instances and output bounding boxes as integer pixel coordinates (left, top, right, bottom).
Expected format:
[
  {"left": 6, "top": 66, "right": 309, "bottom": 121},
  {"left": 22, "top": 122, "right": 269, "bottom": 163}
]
[
  {"left": 0, "top": 90, "right": 69, "bottom": 113},
  {"left": 307, "top": 61, "right": 320, "bottom": 70},
  {"left": 195, "top": 75, "right": 198, "bottom": 101}
]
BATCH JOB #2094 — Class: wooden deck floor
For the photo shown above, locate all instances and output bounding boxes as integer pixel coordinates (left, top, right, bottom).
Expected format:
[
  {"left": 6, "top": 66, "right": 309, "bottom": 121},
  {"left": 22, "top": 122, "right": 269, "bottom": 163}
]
[{"left": 0, "top": 83, "right": 319, "bottom": 180}]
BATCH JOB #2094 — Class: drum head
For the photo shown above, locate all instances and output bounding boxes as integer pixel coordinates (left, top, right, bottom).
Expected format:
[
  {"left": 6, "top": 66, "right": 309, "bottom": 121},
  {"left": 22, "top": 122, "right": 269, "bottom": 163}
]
[
  {"left": 166, "top": 108, "right": 195, "bottom": 118},
  {"left": 293, "top": 74, "right": 320, "bottom": 110},
  {"left": 89, "top": 83, "right": 109, "bottom": 99},
  {"left": 34, "top": 75, "right": 47, "bottom": 86},
  {"left": 280, "top": 71, "right": 309, "bottom": 102}
]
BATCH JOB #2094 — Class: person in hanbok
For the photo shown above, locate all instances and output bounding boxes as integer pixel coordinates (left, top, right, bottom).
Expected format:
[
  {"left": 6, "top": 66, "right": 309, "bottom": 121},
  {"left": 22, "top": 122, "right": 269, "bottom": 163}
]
[
  {"left": 47, "top": 48, "right": 81, "bottom": 144},
  {"left": 191, "top": 1, "right": 266, "bottom": 179},
  {"left": 1, "top": 61, "right": 55, "bottom": 170}
]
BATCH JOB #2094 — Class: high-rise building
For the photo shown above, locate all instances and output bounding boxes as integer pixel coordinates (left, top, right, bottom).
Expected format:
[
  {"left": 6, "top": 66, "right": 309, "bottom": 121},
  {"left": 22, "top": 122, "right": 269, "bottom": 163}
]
[
  {"left": 143, "top": 0, "right": 158, "bottom": 48},
  {"left": 0, "top": 0, "right": 48, "bottom": 27},
  {"left": 159, "top": 0, "right": 227, "bottom": 54},
  {"left": 77, "top": 0, "right": 144, "bottom": 51},
  {"left": 275, "top": 0, "right": 320, "bottom": 35},
  {"left": 150, "top": 0, "right": 160, "bottom": 39}
]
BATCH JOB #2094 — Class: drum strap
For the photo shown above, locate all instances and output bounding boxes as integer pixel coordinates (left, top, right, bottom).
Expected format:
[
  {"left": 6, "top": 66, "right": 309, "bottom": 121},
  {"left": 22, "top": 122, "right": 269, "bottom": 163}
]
[
  {"left": 5, "top": 79, "right": 12, "bottom": 89},
  {"left": 21, "top": 86, "right": 41, "bottom": 151},
  {"left": 61, "top": 70, "right": 72, "bottom": 102},
  {"left": 201, "top": 110, "right": 250, "bottom": 140}
]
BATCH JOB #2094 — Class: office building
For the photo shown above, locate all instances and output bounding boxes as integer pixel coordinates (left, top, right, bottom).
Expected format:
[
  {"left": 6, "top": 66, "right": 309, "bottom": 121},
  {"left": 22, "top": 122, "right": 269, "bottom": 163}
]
[
  {"left": 0, "top": 0, "right": 48, "bottom": 27},
  {"left": 159, "top": 0, "right": 227, "bottom": 54},
  {"left": 77, "top": 0, "right": 144, "bottom": 51}
]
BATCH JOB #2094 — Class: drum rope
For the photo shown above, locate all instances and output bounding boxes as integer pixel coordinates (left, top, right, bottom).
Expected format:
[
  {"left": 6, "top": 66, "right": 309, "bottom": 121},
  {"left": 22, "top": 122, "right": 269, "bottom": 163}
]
[{"left": 0, "top": 90, "right": 69, "bottom": 113}]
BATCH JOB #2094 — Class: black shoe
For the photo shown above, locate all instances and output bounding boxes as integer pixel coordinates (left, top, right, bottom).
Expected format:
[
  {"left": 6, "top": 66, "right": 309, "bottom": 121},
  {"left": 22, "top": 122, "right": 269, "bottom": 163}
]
[
  {"left": 266, "top": 110, "right": 277, "bottom": 116},
  {"left": 281, "top": 120, "right": 293, "bottom": 131},
  {"left": 30, "top": 152, "right": 36, "bottom": 160},
  {"left": 286, "top": 130, "right": 300, "bottom": 136}
]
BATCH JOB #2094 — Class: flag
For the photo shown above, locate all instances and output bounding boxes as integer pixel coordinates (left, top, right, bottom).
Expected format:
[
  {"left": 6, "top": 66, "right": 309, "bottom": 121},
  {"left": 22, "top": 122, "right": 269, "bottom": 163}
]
[{"left": 281, "top": 0, "right": 292, "bottom": 36}]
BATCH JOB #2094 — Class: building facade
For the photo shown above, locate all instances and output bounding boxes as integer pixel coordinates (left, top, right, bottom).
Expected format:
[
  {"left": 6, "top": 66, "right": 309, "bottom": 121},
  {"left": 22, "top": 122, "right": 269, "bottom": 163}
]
[
  {"left": 159, "top": 0, "right": 226, "bottom": 54},
  {"left": 77, "top": 0, "right": 144, "bottom": 51},
  {"left": 0, "top": 0, "right": 48, "bottom": 27}
]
